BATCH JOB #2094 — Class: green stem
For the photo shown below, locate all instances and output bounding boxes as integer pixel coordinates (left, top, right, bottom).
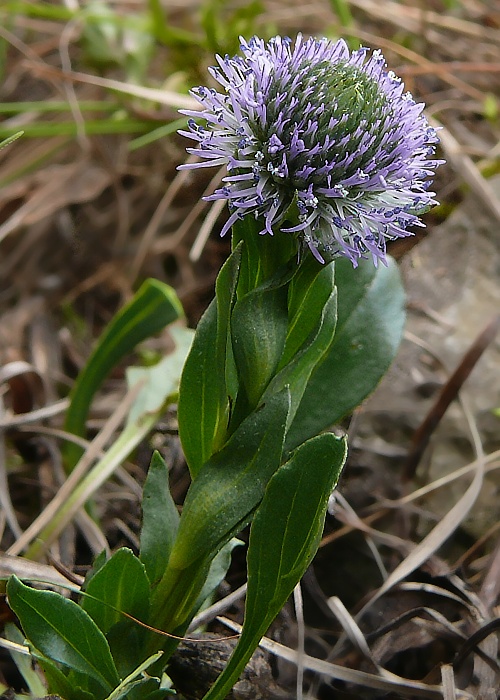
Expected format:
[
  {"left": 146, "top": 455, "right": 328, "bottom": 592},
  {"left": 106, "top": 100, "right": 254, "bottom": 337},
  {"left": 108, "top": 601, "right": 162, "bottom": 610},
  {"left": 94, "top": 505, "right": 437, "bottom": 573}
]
[
  {"left": 147, "top": 558, "right": 210, "bottom": 656},
  {"left": 231, "top": 217, "right": 297, "bottom": 298}
]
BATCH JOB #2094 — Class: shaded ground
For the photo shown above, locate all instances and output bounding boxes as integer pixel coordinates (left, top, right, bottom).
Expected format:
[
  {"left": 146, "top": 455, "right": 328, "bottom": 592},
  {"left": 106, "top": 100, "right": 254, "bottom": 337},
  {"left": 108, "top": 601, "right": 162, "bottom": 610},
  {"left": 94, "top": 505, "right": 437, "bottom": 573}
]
[{"left": 1, "top": 1, "right": 500, "bottom": 698}]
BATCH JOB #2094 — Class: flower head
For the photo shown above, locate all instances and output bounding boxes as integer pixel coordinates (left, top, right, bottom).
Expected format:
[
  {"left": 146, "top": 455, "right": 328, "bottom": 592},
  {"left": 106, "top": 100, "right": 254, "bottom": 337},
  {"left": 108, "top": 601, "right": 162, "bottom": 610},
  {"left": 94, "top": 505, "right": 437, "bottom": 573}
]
[{"left": 179, "top": 35, "right": 442, "bottom": 266}]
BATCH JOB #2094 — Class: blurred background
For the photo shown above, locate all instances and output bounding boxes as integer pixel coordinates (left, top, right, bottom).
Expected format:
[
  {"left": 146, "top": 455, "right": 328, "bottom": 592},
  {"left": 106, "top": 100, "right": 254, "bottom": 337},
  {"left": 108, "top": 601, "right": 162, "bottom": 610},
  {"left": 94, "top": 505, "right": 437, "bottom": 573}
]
[{"left": 1, "top": 2, "right": 500, "bottom": 698}]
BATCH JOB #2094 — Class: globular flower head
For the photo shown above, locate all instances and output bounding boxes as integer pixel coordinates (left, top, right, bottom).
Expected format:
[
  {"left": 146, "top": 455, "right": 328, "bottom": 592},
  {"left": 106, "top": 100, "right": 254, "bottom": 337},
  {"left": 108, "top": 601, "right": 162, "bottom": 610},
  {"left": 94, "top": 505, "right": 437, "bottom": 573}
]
[{"left": 179, "top": 35, "right": 442, "bottom": 266}]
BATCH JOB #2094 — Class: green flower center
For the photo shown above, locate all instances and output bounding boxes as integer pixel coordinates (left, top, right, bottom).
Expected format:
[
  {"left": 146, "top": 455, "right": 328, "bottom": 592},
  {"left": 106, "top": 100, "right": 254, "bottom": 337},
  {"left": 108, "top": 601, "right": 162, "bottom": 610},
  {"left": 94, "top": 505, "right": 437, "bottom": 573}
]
[{"left": 253, "top": 61, "right": 395, "bottom": 190}]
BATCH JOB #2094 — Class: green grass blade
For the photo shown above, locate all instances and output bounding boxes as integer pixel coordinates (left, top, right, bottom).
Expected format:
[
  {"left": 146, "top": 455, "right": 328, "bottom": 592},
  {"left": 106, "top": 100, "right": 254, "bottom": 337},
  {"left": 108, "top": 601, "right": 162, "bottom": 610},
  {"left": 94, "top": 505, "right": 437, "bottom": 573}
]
[
  {"left": 103, "top": 652, "right": 163, "bottom": 700},
  {"left": 64, "top": 279, "right": 183, "bottom": 470},
  {"left": 0, "top": 120, "right": 152, "bottom": 139},
  {"left": 0, "top": 131, "right": 23, "bottom": 150},
  {"left": 4, "top": 623, "right": 47, "bottom": 697}
]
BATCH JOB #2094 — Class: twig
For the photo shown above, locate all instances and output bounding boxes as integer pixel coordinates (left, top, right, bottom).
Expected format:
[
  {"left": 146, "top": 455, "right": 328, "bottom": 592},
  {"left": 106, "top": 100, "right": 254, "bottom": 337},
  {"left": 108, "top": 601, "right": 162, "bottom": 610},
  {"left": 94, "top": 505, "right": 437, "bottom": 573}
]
[{"left": 403, "top": 314, "right": 500, "bottom": 481}]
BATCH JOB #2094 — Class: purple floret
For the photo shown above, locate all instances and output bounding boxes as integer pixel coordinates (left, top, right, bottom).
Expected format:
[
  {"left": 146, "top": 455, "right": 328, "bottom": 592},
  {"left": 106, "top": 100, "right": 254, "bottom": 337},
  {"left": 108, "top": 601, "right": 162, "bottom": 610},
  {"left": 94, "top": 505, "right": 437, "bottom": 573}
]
[{"left": 179, "top": 34, "right": 442, "bottom": 266}]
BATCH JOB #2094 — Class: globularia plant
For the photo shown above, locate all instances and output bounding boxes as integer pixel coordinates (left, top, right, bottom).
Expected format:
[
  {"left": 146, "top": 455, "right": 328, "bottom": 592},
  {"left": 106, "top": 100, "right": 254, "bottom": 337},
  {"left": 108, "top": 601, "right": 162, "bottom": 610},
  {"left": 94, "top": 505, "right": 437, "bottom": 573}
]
[{"left": 6, "top": 35, "right": 440, "bottom": 700}]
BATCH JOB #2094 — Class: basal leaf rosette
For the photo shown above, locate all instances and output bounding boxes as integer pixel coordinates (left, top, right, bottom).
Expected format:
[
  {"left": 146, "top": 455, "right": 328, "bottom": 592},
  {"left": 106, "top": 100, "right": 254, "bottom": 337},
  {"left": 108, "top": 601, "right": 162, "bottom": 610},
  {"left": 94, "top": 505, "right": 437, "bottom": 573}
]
[{"left": 179, "top": 34, "right": 442, "bottom": 266}]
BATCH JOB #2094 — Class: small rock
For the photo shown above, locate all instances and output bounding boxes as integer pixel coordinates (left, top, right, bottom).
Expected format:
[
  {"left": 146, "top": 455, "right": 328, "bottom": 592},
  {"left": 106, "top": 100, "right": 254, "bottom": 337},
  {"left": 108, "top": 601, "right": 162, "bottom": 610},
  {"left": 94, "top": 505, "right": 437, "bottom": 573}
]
[{"left": 168, "top": 633, "right": 290, "bottom": 699}]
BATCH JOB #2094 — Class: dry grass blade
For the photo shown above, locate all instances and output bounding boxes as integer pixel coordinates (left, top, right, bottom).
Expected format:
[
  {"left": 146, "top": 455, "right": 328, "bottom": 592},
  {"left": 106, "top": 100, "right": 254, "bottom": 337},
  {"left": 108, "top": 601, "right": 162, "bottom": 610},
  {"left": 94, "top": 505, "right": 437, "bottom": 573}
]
[
  {"left": 188, "top": 584, "right": 248, "bottom": 632},
  {"left": 58, "top": 18, "right": 90, "bottom": 152},
  {"left": 393, "top": 450, "right": 500, "bottom": 509},
  {"left": 153, "top": 166, "right": 225, "bottom": 258},
  {"left": 0, "top": 400, "right": 69, "bottom": 429},
  {"left": 366, "top": 604, "right": 465, "bottom": 646},
  {"left": 130, "top": 155, "right": 198, "bottom": 281},
  {"left": 431, "top": 120, "right": 500, "bottom": 224},
  {"left": 0, "top": 401, "right": 23, "bottom": 539},
  {"left": 348, "top": 0, "right": 500, "bottom": 42},
  {"left": 189, "top": 199, "right": 226, "bottom": 262},
  {"left": 398, "top": 582, "right": 478, "bottom": 615},
  {"left": 293, "top": 583, "right": 305, "bottom": 700},
  {"left": 326, "top": 595, "right": 380, "bottom": 670},
  {"left": 334, "top": 492, "right": 388, "bottom": 578},
  {"left": 6, "top": 381, "right": 142, "bottom": 557},
  {"left": 358, "top": 394, "right": 486, "bottom": 619},
  {"left": 74, "top": 508, "right": 110, "bottom": 558},
  {"left": 217, "top": 617, "right": 471, "bottom": 699},
  {"left": 441, "top": 664, "right": 457, "bottom": 700},
  {"left": 0, "top": 360, "right": 44, "bottom": 386},
  {"left": 0, "top": 638, "right": 31, "bottom": 657},
  {"left": 0, "top": 162, "right": 111, "bottom": 245},
  {"left": 480, "top": 536, "right": 500, "bottom": 610},
  {"left": 25, "top": 61, "right": 199, "bottom": 111},
  {"left": 454, "top": 619, "right": 500, "bottom": 675},
  {"left": 404, "top": 314, "right": 500, "bottom": 480},
  {"left": 0, "top": 553, "right": 83, "bottom": 587}
]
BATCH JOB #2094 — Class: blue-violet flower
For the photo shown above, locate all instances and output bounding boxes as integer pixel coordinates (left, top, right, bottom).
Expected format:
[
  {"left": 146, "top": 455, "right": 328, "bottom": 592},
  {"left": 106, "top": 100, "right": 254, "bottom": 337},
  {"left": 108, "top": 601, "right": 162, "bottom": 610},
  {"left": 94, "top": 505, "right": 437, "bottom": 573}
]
[{"left": 179, "top": 35, "right": 442, "bottom": 266}]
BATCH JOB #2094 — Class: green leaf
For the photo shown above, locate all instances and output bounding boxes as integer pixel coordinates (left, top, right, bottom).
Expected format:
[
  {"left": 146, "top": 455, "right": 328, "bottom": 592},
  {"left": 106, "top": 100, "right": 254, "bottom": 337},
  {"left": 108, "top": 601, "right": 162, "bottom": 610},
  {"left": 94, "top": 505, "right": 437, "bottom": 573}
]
[
  {"left": 248, "top": 432, "right": 347, "bottom": 593},
  {"left": 215, "top": 241, "right": 242, "bottom": 409},
  {"left": 140, "top": 451, "right": 180, "bottom": 587},
  {"left": 149, "top": 389, "right": 290, "bottom": 635},
  {"left": 7, "top": 576, "right": 120, "bottom": 694},
  {"left": 263, "top": 288, "right": 337, "bottom": 432},
  {"left": 201, "top": 432, "right": 347, "bottom": 700},
  {"left": 280, "top": 257, "right": 335, "bottom": 368},
  {"left": 105, "top": 676, "right": 168, "bottom": 700},
  {"left": 105, "top": 623, "right": 152, "bottom": 681},
  {"left": 67, "top": 669, "right": 111, "bottom": 699},
  {"left": 230, "top": 283, "right": 289, "bottom": 411},
  {"left": 168, "top": 387, "right": 291, "bottom": 571},
  {"left": 192, "top": 538, "right": 243, "bottom": 617},
  {"left": 4, "top": 623, "right": 47, "bottom": 697},
  {"left": 64, "top": 279, "right": 184, "bottom": 470},
  {"left": 81, "top": 548, "right": 150, "bottom": 636},
  {"left": 288, "top": 256, "right": 405, "bottom": 449},
  {"left": 177, "top": 246, "right": 241, "bottom": 477},
  {"left": 103, "top": 652, "right": 163, "bottom": 700},
  {"left": 37, "top": 656, "right": 94, "bottom": 700}
]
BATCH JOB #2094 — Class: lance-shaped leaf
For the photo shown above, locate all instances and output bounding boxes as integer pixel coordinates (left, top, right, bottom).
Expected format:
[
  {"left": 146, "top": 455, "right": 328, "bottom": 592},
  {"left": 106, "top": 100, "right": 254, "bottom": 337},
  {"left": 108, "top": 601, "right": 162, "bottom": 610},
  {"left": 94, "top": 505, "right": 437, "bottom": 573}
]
[
  {"left": 7, "top": 576, "right": 120, "bottom": 695},
  {"left": 81, "top": 548, "right": 150, "bottom": 636},
  {"left": 177, "top": 245, "right": 241, "bottom": 477},
  {"left": 288, "top": 256, "right": 405, "bottom": 450},
  {"left": 280, "top": 256, "right": 335, "bottom": 368},
  {"left": 230, "top": 283, "right": 289, "bottom": 411},
  {"left": 36, "top": 656, "right": 94, "bottom": 700},
  {"left": 80, "top": 548, "right": 153, "bottom": 678},
  {"left": 201, "top": 432, "right": 348, "bottom": 700},
  {"left": 140, "top": 451, "right": 180, "bottom": 587},
  {"left": 149, "top": 389, "right": 289, "bottom": 637},
  {"left": 263, "top": 288, "right": 337, "bottom": 433},
  {"left": 168, "top": 387, "right": 290, "bottom": 572}
]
